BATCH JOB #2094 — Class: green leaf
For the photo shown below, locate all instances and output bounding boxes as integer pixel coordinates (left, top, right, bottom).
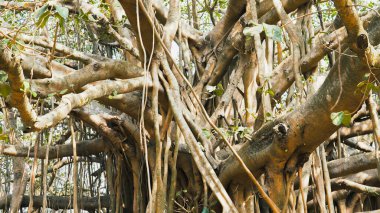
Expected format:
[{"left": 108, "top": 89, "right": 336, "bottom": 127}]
[
  {"left": 266, "top": 89, "right": 275, "bottom": 97},
  {"left": 202, "top": 207, "right": 210, "bottom": 213},
  {"left": 0, "top": 71, "right": 8, "bottom": 82},
  {"left": 34, "top": 4, "right": 49, "bottom": 20},
  {"left": 331, "top": 111, "right": 351, "bottom": 126},
  {"left": 243, "top": 25, "right": 264, "bottom": 37},
  {"left": 31, "top": 91, "right": 38, "bottom": 98},
  {"left": 54, "top": 5, "right": 69, "bottom": 20},
  {"left": 214, "top": 83, "right": 224, "bottom": 96},
  {"left": 108, "top": 90, "right": 118, "bottom": 99},
  {"left": 0, "top": 134, "right": 8, "bottom": 141},
  {"left": 36, "top": 10, "right": 51, "bottom": 28},
  {"left": 341, "top": 113, "right": 352, "bottom": 126},
  {"left": 47, "top": 93, "right": 56, "bottom": 98},
  {"left": 1, "top": 39, "right": 10, "bottom": 48},
  {"left": 59, "top": 89, "right": 68, "bottom": 95},
  {"left": 175, "top": 191, "right": 182, "bottom": 197},
  {"left": 202, "top": 129, "right": 212, "bottom": 139},
  {"left": 330, "top": 112, "right": 343, "bottom": 126},
  {"left": 0, "top": 83, "right": 9, "bottom": 97},
  {"left": 54, "top": 13, "right": 65, "bottom": 30},
  {"left": 357, "top": 81, "right": 366, "bottom": 88},
  {"left": 15, "top": 40, "right": 25, "bottom": 51},
  {"left": 263, "top": 23, "right": 283, "bottom": 42},
  {"left": 356, "top": 81, "right": 379, "bottom": 95},
  {"left": 21, "top": 81, "right": 30, "bottom": 92}
]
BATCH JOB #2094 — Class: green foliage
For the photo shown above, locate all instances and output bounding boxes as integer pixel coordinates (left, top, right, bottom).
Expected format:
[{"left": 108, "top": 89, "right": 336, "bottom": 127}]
[
  {"left": 214, "top": 83, "right": 224, "bottom": 96},
  {"left": 0, "top": 83, "right": 10, "bottom": 98},
  {"left": 1, "top": 39, "right": 25, "bottom": 52},
  {"left": 59, "top": 89, "right": 68, "bottom": 95},
  {"left": 205, "top": 83, "right": 224, "bottom": 97},
  {"left": 54, "top": 5, "right": 69, "bottom": 20},
  {"left": 263, "top": 23, "right": 283, "bottom": 42},
  {"left": 34, "top": 5, "right": 49, "bottom": 21},
  {"left": 203, "top": 125, "right": 253, "bottom": 141},
  {"left": 230, "top": 125, "right": 253, "bottom": 140},
  {"left": 330, "top": 111, "right": 351, "bottom": 127},
  {"left": 202, "top": 128, "right": 213, "bottom": 139},
  {"left": 108, "top": 90, "right": 118, "bottom": 99},
  {"left": 20, "top": 81, "right": 37, "bottom": 98},
  {"left": 0, "top": 71, "right": 10, "bottom": 98},
  {"left": 257, "top": 86, "right": 275, "bottom": 97},
  {"left": 34, "top": 4, "right": 69, "bottom": 29},
  {"left": 0, "top": 70, "right": 8, "bottom": 82},
  {"left": 0, "top": 125, "right": 8, "bottom": 141},
  {"left": 34, "top": 5, "right": 50, "bottom": 28},
  {"left": 0, "top": 134, "right": 8, "bottom": 141},
  {"left": 48, "top": 92, "right": 56, "bottom": 98},
  {"left": 356, "top": 80, "right": 379, "bottom": 95},
  {"left": 202, "top": 207, "right": 210, "bottom": 213}
]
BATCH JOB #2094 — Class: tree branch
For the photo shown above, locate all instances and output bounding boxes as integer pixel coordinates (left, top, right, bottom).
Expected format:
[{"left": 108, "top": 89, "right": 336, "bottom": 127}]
[
  {"left": 0, "top": 139, "right": 106, "bottom": 159},
  {"left": 0, "top": 195, "right": 110, "bottom": 210}
]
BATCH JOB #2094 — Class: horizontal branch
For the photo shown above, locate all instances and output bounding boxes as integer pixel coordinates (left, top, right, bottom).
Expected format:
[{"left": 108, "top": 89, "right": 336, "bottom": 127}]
[
  {"left": 331, "top": 169, "right": 377, "bottom": 191},
  {"left": 34, "top": 77, "right": 148, "bottom": 131},
  {"left": 328, "top": 152, "right": 378, "bottom": 178},
  {"left": 0, "top": 27, "right": 96, "bottom": 65},
  {"left": 328, "top": 119, "right": 373, "bottom": 142},
  {"left": 0, "top": 1, "right": 41, "bottom": 10},
  {"left": 0, "top": 195, "right": 110, "bottom": 210},
  {"left": 336, "top": 179, "right": 380, "bottom": 196},
  {"left": 343, "top": 138, "right": 374, "bottom": 152},
  {"left": 0, "top": 139, "right": 105, "bottom": 159},
  {"left": 31, "top": 61, "right": 145, "bottom": 97}
]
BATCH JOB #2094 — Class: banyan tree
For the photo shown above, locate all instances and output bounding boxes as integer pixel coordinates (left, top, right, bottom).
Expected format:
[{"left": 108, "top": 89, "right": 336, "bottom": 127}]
[{"left": 1, "top": 0, "right": 380, "bottom": 212}]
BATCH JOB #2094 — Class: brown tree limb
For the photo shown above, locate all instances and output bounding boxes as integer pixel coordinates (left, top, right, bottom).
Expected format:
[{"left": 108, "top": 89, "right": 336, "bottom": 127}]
[
  {"left": 328, "top": 152, "right": 379, "bottom": 178},
  {"left": 31, "top": 61, "right": 145, "bottom": 97},
  {"left": 0, "top": 139, "right": 105, "bottom": 159},
  {"left": 328, "top": 119, "right": 373, "bottom": 142},
  {"left": 0, "top": 49, "right": 37, "bottom": 127},
  {"left": 336, "top": 179, "right": 380, "bottom": 196},
  {"left": 0, "top": 27, "right": 96, "bottom": 64},
  {"left": 33, "top": 77, "right": 148, "bottom": 131},
  {"left": 0, "top": 195, "right": 110, "bottom": 210},
  {"left": 343, "top": 139, "right": 374, "bottom": 152}
]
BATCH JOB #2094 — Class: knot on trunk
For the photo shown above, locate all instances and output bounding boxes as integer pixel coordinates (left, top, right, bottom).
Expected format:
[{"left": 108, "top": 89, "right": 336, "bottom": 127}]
[
  {"left": 357, "top": 33, "right": 369, "bottom": 50},
  {"left": 273, "top": 123, "right": 288, "bottom": 139},
  {"left": 273, "top": 123, "right": 289, "bottom": 152},
  {"left": 93, "top": 63, "right": 101, "bottom": 71}
]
